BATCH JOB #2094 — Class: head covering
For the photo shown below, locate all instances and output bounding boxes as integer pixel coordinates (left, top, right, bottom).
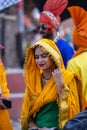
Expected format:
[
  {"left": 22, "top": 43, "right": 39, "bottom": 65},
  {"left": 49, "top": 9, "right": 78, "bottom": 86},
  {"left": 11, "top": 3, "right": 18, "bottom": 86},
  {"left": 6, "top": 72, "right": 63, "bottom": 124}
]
[
  {"left": 67, "top": 6, "right": 87, "bottom": 56},
  {"left": 68, "top": 6, "right": 87, "bottom": 48},
  {"left": 24, "top": 38, "right": 80, "bottom": 98},
  {"left": 39, "top": 0, "right": 68, "bottom": 30},
  {"left": 22, "top": 38, "right": 84, "bottom": 129},
  {"left": 25, "top": 38, "right": 64, "bottom": 71}
]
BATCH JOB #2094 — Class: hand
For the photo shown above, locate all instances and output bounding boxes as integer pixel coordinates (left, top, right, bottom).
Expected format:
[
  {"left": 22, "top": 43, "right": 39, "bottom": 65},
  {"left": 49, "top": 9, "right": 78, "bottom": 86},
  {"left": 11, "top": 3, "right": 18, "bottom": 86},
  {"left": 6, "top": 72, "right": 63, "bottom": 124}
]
[
  {"left": 0, "top": 96, "right": 10, "bottom": 100},
  {"left": 39, "top": 128, "right": 48, "bottom": 130},
  {"left": 0, "top": 96, "right": 10, "bottom": 109},
  {"left": 0, "top": 99, "right": 6, "bottom": 109},
  {"left": 52, "top": 68, "right": 64, "bottom": 99},
  {"left": 28, "top": 121, "right": 38, "bottom": 130}
]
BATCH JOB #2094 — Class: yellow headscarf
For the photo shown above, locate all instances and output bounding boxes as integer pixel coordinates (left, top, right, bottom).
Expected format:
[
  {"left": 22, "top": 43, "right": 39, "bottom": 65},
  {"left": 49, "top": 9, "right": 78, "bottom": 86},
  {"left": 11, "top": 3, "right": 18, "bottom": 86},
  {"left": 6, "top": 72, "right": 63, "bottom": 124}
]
[
  {"left": 24, "top": 38, "right": 73, "bottom": 97},
  {"left": 22, "top": 39, "right": 84, "bottom": 129}
]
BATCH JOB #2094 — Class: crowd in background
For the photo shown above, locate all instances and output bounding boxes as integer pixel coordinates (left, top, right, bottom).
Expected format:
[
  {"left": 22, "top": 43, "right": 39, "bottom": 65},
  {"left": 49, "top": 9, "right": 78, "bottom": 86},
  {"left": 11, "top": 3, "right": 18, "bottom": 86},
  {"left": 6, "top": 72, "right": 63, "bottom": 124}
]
[{"left": 0, "top": 0, "right": 87, "bottom": 130}]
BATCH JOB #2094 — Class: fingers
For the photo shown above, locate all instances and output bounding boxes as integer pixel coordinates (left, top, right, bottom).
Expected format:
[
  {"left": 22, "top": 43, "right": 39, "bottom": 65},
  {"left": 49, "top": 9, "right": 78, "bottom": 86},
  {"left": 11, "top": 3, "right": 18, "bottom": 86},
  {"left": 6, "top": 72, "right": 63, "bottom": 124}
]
[{"left": 52, "top": 68, "right": 61, "bottom": 75}]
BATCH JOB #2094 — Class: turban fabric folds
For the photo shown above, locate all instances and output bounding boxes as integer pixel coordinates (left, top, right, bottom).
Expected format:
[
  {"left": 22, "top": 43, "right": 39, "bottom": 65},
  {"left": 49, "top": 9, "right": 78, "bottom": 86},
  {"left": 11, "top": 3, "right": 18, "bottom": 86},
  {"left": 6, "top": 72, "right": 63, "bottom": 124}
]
[
  {"left": 67, "top": 6, "right": 87, "bottom": 57},
  {"left": 68, "top": 6, "right": 87, "bottom": 48},
  {"left": 39, "top": 0, "right": 68, "bottom": 30}
]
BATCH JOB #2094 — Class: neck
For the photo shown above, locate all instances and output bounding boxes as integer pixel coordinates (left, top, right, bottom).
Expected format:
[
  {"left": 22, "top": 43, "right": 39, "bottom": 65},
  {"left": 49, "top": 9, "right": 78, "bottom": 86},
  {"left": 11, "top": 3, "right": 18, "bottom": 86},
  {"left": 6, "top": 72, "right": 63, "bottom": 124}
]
[
  {"left": 42, "top": 64, "right": 55, "bottom": 80},
  {"left": 42, "top": 72, "right": 52, "bottom": 80}
]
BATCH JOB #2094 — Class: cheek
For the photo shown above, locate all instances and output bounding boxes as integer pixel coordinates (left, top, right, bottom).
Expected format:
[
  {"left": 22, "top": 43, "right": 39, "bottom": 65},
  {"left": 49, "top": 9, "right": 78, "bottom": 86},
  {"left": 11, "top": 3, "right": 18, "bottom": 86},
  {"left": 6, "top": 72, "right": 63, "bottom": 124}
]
[
  {"left": 44, "top": 58, "right": 49, "bottom": 63},
  {"left": 46, "top": 59, "right": 53, "bottom": 67}
]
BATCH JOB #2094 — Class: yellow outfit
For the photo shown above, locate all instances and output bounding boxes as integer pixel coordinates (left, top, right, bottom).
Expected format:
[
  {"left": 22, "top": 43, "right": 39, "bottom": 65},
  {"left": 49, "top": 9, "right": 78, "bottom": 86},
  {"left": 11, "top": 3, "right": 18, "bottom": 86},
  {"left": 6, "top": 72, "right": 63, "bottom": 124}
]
[
  {"left": 21, "top": 39, "right": 84, "bottom": 129},
  {"left": 67, "top": 49, "right": 87, "bottom": 101},
  {"left": 67, "top": 6, "right": 87, "bottom": 105},
  {"left": 0, "top": 60, "right": 13, "bottom": 130}
]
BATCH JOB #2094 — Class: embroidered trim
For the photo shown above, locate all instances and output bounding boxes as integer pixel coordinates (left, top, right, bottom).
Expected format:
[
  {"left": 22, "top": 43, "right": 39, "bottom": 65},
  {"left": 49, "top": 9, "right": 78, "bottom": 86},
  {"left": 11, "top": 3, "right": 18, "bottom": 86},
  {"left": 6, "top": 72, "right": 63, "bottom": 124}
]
[
  {"left": 42, "top": 11, "right": 59, "bottom": 28},
  {"left": 57, "top": 85, "right": 70, "bottom": 129},
  {"left": 32, "top": 42, "right": 60, "bottom": 67}
]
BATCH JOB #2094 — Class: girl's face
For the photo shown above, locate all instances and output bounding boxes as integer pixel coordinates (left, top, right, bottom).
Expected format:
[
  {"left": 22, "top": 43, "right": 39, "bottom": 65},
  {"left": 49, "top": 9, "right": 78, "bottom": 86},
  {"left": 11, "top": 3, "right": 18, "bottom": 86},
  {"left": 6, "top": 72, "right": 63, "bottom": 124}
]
[{"left": 34, "top": 47, "right": 54, "bottom": 71}]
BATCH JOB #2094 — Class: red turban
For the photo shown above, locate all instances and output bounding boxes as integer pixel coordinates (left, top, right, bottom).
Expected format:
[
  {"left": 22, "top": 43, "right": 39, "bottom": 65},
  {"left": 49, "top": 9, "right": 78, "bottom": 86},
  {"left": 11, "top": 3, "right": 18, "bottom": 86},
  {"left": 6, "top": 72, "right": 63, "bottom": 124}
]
[{"left": 39, "top": 0, "right": 68, "bottom": 30}]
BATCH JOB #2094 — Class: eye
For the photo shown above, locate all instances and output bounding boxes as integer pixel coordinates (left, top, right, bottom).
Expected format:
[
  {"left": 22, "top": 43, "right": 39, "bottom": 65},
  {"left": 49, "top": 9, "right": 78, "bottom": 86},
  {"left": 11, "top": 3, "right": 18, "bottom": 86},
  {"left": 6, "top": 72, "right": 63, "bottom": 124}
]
[
  {"left": 41, "top": 53, "right": 48, "bottom": 58},
  {"left": 34, "top": 55, "right": 39, "bottom": 59}
]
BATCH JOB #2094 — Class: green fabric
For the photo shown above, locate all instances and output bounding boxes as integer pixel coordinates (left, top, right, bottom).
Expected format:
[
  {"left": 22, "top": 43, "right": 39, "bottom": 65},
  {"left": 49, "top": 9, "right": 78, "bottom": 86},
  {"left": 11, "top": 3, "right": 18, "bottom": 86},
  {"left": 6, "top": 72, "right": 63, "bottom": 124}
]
[{"left": 34, "top": 101, "right": 59, "bottom": 128}]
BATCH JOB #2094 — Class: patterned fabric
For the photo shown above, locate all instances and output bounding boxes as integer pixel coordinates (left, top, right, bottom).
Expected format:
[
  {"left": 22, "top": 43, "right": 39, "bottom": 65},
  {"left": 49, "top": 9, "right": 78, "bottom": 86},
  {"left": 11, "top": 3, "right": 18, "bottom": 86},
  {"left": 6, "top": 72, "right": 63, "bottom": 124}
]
[
  {"left": 0, "top": 0, "right": 22, "bottom": 10},
  {"left": 39, "top": 0, "right": 68, "bottom": 29},
  {"left": 42, "top": 11, "right": 59, "bottom": 29}
]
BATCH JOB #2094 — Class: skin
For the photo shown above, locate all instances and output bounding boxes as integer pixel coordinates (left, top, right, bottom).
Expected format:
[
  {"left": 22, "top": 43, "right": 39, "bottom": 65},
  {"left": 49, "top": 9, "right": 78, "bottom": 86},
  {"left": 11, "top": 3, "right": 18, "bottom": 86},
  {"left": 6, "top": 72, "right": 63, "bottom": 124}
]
[
  {"left": 28, "top": 46, "right": 64, "bottom": 130},
  {"left": 38, "top": 24, "right": 56, "bottom": 40},
  {"left": 0, "top": 96, "right": 10, "bottom": 109},
  {"left": 34, "top": 46, "right": 55, "bottom": 78}
]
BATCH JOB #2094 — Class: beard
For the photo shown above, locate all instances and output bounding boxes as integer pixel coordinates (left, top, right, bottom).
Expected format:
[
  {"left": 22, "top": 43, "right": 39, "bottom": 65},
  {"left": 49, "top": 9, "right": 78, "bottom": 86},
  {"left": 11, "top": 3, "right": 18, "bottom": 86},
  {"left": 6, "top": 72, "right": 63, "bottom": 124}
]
[{"left": 40, "top": 31, "right": 53, "bottom": 39}]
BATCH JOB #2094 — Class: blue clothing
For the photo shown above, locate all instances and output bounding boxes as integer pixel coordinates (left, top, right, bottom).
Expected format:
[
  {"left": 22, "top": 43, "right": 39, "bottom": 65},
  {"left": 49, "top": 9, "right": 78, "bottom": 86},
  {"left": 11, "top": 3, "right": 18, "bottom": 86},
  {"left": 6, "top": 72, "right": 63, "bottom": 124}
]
[{"left": 56, "top": 39, "right": 74, "bottom": 67}]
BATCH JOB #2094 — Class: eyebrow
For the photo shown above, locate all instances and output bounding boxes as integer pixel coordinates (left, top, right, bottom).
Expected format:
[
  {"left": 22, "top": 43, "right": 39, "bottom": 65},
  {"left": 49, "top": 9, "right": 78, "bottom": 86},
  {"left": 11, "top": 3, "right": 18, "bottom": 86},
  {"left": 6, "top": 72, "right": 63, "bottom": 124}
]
[{"left": 35, "top": 52, "right": 48, "bottom": 56}]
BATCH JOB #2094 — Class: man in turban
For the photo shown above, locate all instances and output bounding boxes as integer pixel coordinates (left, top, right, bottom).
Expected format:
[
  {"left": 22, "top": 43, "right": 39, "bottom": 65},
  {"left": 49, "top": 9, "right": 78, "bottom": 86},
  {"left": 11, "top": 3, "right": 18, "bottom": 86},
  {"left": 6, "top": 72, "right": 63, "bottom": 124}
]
[
  {"left": 67, "top": 6, "right": 87, "bottom": 104},
  {"left": 37, "top": 0, "right": 74, "bottom": 68}
]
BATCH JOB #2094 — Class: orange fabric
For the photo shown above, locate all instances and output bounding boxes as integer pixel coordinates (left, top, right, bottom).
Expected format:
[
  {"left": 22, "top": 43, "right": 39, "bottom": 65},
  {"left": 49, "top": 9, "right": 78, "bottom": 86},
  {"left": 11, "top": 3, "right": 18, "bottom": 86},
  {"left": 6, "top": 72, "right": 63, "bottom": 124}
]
[
  {"left": 67, "top": 6, "right": 87, "bottom": 56},
  {"left": 73, "top": 47, "right": 85, "bottom": 57},
  {"left": 0, "top": 61, "right": 10, "bottom": 97},
  {"left": 72, "top": 28, "right": 87, "bottom": 48},
  {"left": 0, "top": 60, "right": 13, "bottom": 130},
  {"left": 0, "top": 110, "right": 13, "bottom": 130},
  {"left": 44, "top": 0, "right": 68, "bottom": 17},
  {"left": 39, "top": 0, "right": 68, "bottom": 29},
  {"left": 40, "top": 13, "right": 57, "bottom": 29}
]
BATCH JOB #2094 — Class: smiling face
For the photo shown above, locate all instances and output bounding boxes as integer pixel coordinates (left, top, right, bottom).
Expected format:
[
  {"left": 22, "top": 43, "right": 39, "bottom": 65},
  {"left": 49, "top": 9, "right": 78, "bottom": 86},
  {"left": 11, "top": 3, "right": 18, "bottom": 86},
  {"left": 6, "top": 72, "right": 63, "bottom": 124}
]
[{"left": 34, "top": 46, "right": 54, "bottom": 71}]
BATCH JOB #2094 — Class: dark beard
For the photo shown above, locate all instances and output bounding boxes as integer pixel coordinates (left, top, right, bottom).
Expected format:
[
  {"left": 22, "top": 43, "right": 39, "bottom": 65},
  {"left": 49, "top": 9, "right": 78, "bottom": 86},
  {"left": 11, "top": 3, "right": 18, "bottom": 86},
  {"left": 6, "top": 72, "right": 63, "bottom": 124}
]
[{"left": 40, "top": 32, "right": 53, "bottom": 39}]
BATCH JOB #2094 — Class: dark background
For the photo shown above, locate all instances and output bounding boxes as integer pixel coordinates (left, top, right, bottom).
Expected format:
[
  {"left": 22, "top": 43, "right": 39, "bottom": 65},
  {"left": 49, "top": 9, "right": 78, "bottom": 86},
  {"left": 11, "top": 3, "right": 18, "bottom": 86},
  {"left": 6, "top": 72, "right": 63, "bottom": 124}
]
[{"left": 33, "top": 0, "right": 87, "bottom": 21}]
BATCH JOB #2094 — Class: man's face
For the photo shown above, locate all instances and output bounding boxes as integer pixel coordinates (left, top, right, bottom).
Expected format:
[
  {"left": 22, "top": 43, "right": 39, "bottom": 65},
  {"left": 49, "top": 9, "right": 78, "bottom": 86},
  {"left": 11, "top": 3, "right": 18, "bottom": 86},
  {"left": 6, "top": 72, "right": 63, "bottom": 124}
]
[{"left": 37, "top": 24, "right": 53, "bottom": 39}]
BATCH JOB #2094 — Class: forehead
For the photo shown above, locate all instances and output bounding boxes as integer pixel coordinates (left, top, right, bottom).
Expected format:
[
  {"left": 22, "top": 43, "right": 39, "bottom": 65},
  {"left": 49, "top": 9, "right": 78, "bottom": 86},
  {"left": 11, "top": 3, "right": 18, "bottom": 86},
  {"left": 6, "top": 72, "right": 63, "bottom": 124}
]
[{"left": 34, "top": 46, "right": 45, "bottom": 54}]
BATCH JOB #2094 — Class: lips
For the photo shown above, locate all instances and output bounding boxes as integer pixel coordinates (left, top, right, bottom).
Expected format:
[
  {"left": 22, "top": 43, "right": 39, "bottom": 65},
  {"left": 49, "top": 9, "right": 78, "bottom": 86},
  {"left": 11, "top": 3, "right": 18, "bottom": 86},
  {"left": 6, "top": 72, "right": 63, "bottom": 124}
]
[{"left": 38, "top": 64, "right": 44, "bottom": 67}]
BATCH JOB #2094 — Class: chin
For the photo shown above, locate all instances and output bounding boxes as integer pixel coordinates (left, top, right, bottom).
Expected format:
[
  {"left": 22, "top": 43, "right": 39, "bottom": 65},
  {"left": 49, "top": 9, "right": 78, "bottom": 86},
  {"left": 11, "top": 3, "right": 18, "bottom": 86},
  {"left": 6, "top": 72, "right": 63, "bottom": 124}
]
[
  {"left": 43, "top": 35, "right": 53, "bottom": 39},
  {"left": 41, "top": 32, "right": 53, "bottom": 39}
]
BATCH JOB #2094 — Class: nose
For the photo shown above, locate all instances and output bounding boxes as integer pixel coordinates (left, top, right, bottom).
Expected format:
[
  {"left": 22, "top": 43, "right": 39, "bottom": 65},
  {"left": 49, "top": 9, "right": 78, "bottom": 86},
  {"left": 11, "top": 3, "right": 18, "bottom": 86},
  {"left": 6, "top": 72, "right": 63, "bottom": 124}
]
[
  {"left": 38, "top": 26, "right": 43, "bottom": 33},
  {"left": 38, "top": 56, "right": 43, "bottom": 62}
]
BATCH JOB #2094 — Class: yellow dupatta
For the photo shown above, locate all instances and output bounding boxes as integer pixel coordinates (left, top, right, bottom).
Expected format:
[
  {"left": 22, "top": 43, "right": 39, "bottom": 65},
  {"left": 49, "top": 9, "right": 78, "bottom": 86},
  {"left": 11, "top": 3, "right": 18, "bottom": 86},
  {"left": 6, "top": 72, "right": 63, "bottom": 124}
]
[
  {"left": 22, "top": 39, "right": 82, "bottom": 129},
  {"left": 0, "top": 59, "right": 13, "bottom": 130}
]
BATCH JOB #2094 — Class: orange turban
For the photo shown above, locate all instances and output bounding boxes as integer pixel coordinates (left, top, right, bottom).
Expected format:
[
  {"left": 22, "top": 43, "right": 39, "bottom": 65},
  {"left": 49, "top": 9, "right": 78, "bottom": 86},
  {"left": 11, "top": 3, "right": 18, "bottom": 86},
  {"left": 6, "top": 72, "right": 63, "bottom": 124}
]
[
  {"left": 39, "top": 0, "right": 68, "bottom": 30},
  {"left": 68, "top": 6, "right": 87, "bottom": 48}
]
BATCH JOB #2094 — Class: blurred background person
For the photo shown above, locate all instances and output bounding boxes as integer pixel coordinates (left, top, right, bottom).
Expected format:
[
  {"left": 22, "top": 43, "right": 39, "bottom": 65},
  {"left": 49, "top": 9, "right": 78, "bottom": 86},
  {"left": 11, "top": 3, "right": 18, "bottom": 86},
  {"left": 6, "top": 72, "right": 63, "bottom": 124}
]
[
  {"left": 37, "top": 0, "right": 74, "bottom": 68},
  {"left": 67, "top": 6, "right": 87, "bottom": 106},
  {"left": 0, "top": 44, "right": 13, "bottom": 130},
  {"left": 64, "top": 27, "right": 74, "bottom": 48}
]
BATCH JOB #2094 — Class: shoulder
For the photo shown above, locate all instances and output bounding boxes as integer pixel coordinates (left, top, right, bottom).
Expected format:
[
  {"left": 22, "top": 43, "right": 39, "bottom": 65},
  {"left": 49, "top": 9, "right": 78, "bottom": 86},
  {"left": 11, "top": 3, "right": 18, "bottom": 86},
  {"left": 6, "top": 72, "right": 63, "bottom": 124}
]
[{"left": 57, "top": 39, "right": 74, "bottom": 51}]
